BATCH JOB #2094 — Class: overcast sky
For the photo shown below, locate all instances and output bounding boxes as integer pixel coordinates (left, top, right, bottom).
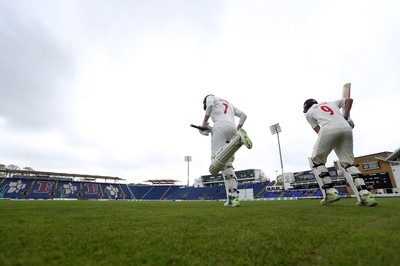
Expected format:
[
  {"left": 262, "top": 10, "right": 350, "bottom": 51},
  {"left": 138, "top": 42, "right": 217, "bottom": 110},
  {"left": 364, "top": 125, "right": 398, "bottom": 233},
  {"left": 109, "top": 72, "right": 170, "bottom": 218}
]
[{"left": 1, "top": 0, "right": 399, "bottom": 184}]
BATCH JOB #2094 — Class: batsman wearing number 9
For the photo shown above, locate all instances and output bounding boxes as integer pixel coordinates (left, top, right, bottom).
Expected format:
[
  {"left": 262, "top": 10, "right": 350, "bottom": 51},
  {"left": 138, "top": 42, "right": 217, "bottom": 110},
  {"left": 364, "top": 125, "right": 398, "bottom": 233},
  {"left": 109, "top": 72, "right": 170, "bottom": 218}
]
[{"left": 303, "top": 98, "right": 377, "bottom": 207}]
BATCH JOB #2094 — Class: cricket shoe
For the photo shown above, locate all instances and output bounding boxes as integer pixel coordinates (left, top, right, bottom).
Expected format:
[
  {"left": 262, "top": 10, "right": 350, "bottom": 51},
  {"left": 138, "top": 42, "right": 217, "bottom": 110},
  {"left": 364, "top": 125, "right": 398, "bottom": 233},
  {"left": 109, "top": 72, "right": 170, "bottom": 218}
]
[
  {"left": 356, "top": 190, "right": 378, "bottom": 207},
  {"left": 224, "top": 198, "right": 240, "bottom": 207},
  {"left": 320, "top": 188, "right": 340, "bottom": 205},
  {"left": 237, "top": 129, "right": 252, "bottom": 149}
]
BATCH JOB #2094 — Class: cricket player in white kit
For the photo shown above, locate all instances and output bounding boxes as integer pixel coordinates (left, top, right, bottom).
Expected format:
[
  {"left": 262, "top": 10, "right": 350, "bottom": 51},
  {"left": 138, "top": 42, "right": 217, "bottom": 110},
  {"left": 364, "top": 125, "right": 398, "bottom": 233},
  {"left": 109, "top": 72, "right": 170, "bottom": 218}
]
[
  {"left": 303, "top": 98, "right": 377, "bottom": 206},
  {"left": 199, "top": 94, "right": 252, "bottom": 207}
]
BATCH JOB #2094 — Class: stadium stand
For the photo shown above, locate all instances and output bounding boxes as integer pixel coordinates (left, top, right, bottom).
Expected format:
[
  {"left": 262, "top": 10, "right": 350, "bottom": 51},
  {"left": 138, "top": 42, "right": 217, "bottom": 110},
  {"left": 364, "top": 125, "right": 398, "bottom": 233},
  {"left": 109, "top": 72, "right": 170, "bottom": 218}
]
[
  {"left": 0, "top": 177, "right": 349, "bottom": 201},
  {"left": 1, "top": 148, "right": 399, "bottom": 200}
]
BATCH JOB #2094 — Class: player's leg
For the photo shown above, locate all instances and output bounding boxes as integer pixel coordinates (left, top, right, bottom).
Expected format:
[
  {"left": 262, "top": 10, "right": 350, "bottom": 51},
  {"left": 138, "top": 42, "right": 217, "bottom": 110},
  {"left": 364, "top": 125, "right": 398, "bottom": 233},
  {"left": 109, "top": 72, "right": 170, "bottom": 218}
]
[
  {"left": 222, "top": 164, "right": 240, "bottom": 207},
  {"left": 209, "top": 125, "right": 240, "bottom": 207},
  {"left": 309, "top": 128, "right": 340, "bottom": 204},
  {"left": 308, "top": 157, "right": 340, "bottom": 205},
  {"left": 334, "top": 133, "right": 361, "bottom": 202},
  {"left": 337, "top": 163, "right": 361, "bottom": 201},
  {"left": 335, "top": 130, "right": 377, "bottom": 206},
  {"left": 338, "top": 164, "right": 378, "bottom": 206},
  {"left": 209, "top": 127, "right": 252, "bottom": 176},
  {"left": 209, "top": 125, "right": 231, "bottom": 174},
  {"left": 209, "top": 134, "right": 242, "bottom": 176}
]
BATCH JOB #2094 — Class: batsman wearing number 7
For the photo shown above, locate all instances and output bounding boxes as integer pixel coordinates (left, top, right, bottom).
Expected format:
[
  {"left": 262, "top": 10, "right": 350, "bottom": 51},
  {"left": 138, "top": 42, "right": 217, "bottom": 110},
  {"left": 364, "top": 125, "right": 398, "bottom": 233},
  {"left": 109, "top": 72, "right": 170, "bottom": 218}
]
[
  {"left": 198, "top": 94, "right": 253, "bottom": 207},
  {"left": 303, "top": 91, "right": 378, "bottom": 207}
]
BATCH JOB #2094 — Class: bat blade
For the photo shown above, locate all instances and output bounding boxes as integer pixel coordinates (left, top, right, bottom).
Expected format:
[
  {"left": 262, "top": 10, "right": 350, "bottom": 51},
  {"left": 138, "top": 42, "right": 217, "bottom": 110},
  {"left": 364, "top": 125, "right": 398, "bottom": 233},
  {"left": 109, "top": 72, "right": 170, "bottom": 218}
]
[
  {"left": 342, "top": 83, "right": 351, "bottom": 98},
  {"left": 190, "top": 124, "right": 209, "bottom": 131},
  {"left": 341, "top": 82, "right": 354, "bottom": 128}
]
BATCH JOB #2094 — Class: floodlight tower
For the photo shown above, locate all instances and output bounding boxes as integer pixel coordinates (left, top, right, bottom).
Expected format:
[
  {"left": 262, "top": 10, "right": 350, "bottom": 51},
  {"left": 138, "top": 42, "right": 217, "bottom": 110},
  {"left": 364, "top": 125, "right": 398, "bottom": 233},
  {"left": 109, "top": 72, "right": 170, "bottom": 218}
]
[
  {"left": 184, "top": 156, "right": 192, "bottom": 186},
  {"left": 270, "top": 123, "right": 284, "bottom": 183}
]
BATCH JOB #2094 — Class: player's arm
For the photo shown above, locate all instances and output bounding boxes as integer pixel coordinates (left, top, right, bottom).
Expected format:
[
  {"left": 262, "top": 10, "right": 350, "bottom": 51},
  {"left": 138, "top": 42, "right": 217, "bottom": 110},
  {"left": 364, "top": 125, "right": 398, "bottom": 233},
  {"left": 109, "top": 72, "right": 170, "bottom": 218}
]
[
  {"left": 198, "top": 115, "right": 211, "bottom": 136},
  {"left": 237, "top": 113, "right": 247, "bottom": 130},
  {"left": 202, "top": 99, "right": 213, "bottom": 129},
  {"left": 234, "top": 107, "right": 247, "bottom": 130},
  {"left": 305, "top": 111, "right": 319, "bottom": 134},
  {"left": 342, "top": 98, "right": 353, "bottom": 120},
  {"left": 197, "top": 95, "right": 214, "bottom": 136},
  {"left": 203, "top": 115, "right": 210, "bottom": 125}
]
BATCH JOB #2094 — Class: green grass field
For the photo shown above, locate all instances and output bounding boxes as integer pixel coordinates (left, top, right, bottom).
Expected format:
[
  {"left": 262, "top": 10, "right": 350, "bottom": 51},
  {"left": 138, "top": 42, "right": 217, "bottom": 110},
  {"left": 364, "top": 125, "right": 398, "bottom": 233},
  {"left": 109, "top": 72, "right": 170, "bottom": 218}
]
[{"left": 1, "top": 198, "right": 399, "bottom": 266}]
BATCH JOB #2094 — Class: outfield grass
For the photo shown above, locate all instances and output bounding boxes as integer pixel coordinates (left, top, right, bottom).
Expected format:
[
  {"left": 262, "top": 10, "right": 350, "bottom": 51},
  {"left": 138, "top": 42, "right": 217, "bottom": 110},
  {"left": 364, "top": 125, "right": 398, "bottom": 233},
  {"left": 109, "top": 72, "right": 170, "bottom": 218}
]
[{"left": 0, "top": 198, "right": 399, "bottom": 266}]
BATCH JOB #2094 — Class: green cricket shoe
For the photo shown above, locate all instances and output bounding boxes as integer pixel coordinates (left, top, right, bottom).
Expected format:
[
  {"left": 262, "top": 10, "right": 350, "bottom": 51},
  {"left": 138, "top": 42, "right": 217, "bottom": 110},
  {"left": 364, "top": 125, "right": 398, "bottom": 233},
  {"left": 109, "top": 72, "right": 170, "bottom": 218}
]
[
  {"left": 320, "top": 189, "right": 340, "bottom": 205},
  {"left": 237, "top": 128, "right": 252, "bottom": 149},
  {"left": 357, "top": 191, "right": 378, "bottom": 207},
  {"left": 224, "top": 197, "right": 240, "bottom": 207}
]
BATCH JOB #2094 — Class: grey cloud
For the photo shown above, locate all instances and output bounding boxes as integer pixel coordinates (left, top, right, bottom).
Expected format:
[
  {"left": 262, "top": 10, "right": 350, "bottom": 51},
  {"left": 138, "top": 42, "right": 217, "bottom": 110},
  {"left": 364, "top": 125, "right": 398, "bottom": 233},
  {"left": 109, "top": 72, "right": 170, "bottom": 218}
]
[{"left": 0, "top": 11, "right": 74, "bottom": 130}]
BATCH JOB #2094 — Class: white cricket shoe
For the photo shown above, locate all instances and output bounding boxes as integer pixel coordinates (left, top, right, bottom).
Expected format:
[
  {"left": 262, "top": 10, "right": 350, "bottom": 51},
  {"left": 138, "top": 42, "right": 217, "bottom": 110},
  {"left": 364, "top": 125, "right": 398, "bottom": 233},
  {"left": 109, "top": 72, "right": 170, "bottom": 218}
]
[
  {"left": 320, "top": 188, "right": 340, "bottom": 205},
  {"left": 356, "top": 190, "right": 378, "bottom": 207},
  {"left": 237, "top": 129, "right": 252, "bottom": 149}
]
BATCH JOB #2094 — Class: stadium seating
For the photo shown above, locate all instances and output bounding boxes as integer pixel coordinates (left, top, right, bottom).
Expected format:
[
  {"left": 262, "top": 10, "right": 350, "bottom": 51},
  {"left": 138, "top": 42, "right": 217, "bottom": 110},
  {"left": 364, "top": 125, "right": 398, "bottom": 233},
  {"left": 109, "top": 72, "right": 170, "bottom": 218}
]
[{"left": 0, "top": 177, "right": 347, "bottom": 201}]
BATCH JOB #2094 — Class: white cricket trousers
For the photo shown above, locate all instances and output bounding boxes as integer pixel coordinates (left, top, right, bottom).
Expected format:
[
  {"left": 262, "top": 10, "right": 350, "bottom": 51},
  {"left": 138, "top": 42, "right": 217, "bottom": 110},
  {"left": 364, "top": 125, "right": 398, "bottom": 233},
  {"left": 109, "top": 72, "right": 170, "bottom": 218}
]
[
  {"left": 211, "top": 121, "right": 237, "bottom": 166},
  {"left": 311, "top": 125, "right": 354, "bottom": 166}
]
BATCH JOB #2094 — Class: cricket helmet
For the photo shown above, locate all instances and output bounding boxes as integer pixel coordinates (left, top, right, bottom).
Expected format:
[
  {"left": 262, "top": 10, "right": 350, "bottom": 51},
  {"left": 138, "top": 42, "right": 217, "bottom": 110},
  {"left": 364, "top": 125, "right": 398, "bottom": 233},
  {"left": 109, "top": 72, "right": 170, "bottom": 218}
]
[
  {"left": 303, "top": 98, "right": 318, "bottom": 113},
  {"left": 203, "top": 94, "right": 214, "bottom": 110}
]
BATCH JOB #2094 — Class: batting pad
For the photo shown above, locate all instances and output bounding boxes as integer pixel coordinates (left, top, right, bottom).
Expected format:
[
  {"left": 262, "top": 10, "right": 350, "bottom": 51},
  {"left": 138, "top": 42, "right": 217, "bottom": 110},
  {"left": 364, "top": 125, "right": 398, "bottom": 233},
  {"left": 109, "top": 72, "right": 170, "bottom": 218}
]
[{"left": 209, "top": 135, "right": 242, "bottom": 176}]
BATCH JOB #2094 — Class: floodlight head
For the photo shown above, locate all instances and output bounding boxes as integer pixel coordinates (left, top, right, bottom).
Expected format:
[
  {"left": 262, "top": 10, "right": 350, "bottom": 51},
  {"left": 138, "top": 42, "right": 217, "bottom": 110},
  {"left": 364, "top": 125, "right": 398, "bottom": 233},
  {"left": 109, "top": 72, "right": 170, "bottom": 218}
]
[{"left": 270, "top": 123, "right": 281, "bottom": 135}]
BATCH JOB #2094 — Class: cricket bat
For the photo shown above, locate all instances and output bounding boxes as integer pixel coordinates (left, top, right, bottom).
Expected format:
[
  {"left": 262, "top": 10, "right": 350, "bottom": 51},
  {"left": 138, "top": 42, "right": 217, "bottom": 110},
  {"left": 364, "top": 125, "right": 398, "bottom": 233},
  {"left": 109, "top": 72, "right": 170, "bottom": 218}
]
[
  {"left": 341, "top": 82, "right": 354, "bottom": 128},
  {"left": 190, "top": 124, "right": 209, "bottom": 131},
  {"left": 341, "top": 83, "right": 351, "bottom": 115},
  {"left": 342, "top": 83, "right": 351, "bottom": 99}
]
